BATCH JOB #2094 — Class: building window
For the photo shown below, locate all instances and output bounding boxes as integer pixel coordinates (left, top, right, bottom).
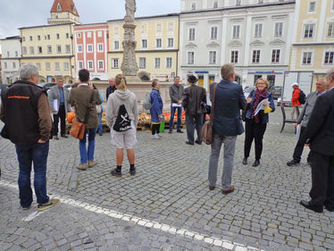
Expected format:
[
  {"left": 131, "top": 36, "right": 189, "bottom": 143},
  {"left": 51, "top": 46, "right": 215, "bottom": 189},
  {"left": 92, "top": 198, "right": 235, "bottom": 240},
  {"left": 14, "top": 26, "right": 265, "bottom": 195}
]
[
  {"left": 332, "top": 0, "right": 334, "bottom": 10},
  {"left": 57, "top": 2, "right": 62, "bottom": 11},
  {"left": 87, "top": 44, "right": 93, "bottom": 52},
  {"left": 22, "top": 47, "right": 27, "bottom": 55},
  {"left": 45, "top": 62, "right": 51, "bottom": 71},
  {"left": 167, "top": 38, "right": 174, "bottom": 48},
  {"left": 4, "top": 62, "right": 7, "bottom": 69},
  {"left": 57, "top": 45, "right": 61, "bottom": 53},
  {"left": 166, "top": 57, "right": 172, "bottom": 68},
  {"left": 66, "top": 33, "right": 69, "bottom": 39},
  {"left": 55, "top": 62, "right": 60, "bottom": 71},
  {"left": 211, "top": 26, "right": 218, "bottom": 40},
  {"left": 209, "top": 51, "right": 217, "bottom": 64},
  {"left": 47, "top": 34, "right": 51, "bottom": 40},
  {"left": 37, "top": 35, "right": 41, "bottom": 41},
  {"left": 22, "top": 37, "right": 25, "bottom": 42},
  {"left": 191, "top": 3, "right": 196, "bottom": 10},
  {"left": 233, "top": 25, "right": 240, "bottom": 39},
  {"left": 188, "top": 52, "right": 194, "bottom": 64},
  {"left": 29, "top": 46, "right": 34, "bottom": 55},
  {"left": 309, "top": 1, "right": 316, "bottom": 12},
  {"left": 78, "top": 61, "right": 83, "bottom": 69},
  {"left": 156, "top": 24, "right": 162, "bottom": 33},
  {"left": 258, "top": 0, "right": 263, "bottom": 3},
  {"left": 141, "top": 25, "right": 146, "bottom": 33},
  {"left": 87, "top": 32, "right": 92, "bottom": 38},
  {"left": 98, "top": 61, "right": 104, "bottom": 70},
  {"left": 168, "top": 23, "right": 174, "bottom": 32},
  {"left": 304, "top": 24, "right": 314, "bottom": 38},
  {"left": 114, "top": 41, "right": 119, "bottom": 50},
  {"left": 324, "top": 51, "right": 334, "bottom": 64},
  {"left": 6, "top": 51, "right": 9, "bottom": 57},
  {"left": 112, "top": 58, "right": 119, "bottom": 68},
  {"left": 77, "top": 33, "right": 81, "bottom": 38},
  {"left": 13, "top": 62, "right": 16, "bottom": 69},
  {"left": 156, "top": 39, "right": 162, "bottom": 48},
  {"left": 252, "top": 50, "right": 260, "bottom": 63},
  {"left": 231, "top": 50, "right": 239, "bottom": 63},
  {"left": 328, "top": 23, "right": 334, "bottom": 37},
  {"left": 139, "top": 57, "right": 146, "bottom": 69},
  {"left": 30, "top": 36, "right": 33, "bottom": 41},
  {"left": 15, "top": 51, "right": 18, "bottom": 57},
  {"left": 88, "top": 61, "right": 93, "bottom": 70},
  {"left": 98, "top": 31, "right": 102, "bottom": 37},
  {"left": 98, "top": 44, "right": 103, "bottom": 52},
  {"left": 236, "top": 0, "right": 241, "bottom": 6},
  {"left": 66, "top": 45, "right": 71, "bottom": 53},
  {"left": 272, "top": 49, "right": 280, "bottom": 63},
  {"left": 155, "top": 58, "right": 161, "bottom": 69},
  {"left": 302, "top": 52, "right": 312, "bottom": 65},
  {"left": 142, "top": 39, "right": 148, "bottom": 49},
  {"left": 213, "top": 1, "right": 218, "bottom": 8},
  {"left": 47, "top": 46, "right": 52, "bottom": 54},
  {"left": 254, "top": 24, "right": 263, "bottom": 38},
  {"left": 77, "top": 45, "right": 82, "bottom": 52},
  {"left": 189, "top": 28, "right": 195, "bottom": 41},
  {"left": 38, "top": 46, "right": 42, "bottom": 54},
  {"left": 56, "top": 33, "right": 60, "bottom": 39},
  {"left": 64, "top": 62, "right": 69, "bottom": 71},
  {"left": 115, "top": 27, "right": 119, "bottom": 34},
  {"left": 274, "top": 23, "right": 283, "bottom": 37}
]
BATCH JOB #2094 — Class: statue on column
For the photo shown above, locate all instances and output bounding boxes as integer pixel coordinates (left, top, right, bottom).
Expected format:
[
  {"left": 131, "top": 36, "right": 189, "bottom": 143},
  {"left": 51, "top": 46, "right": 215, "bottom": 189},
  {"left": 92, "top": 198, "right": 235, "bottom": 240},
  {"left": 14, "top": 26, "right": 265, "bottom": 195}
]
[{"left": 125, "top": 0, "right": 136, "bottom": 23}]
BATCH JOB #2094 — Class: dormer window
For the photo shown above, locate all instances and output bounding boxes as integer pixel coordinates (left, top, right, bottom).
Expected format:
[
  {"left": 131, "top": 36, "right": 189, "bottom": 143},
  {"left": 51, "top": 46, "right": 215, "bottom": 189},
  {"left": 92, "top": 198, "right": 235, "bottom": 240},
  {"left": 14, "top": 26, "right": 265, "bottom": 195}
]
[
  {"left": 213, "top": 1, "right": 218, "bottom": 8},
  {"left": 57, "top": 3, "right": 62, "bottom": 12},
  {"left": 236, "top": 0, "right": 241, "bottom": 6},
  {"left": 191, "top": 3, "right": 196, "bottom": 10}
]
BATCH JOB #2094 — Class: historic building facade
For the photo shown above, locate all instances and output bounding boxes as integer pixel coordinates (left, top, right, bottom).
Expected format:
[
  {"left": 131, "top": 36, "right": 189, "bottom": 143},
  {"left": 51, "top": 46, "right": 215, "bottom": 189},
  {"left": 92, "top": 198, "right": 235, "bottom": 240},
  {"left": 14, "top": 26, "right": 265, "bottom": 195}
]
[
  {"left": 289, "top": 0, "right": 334, "bottom": 84},
  {"left": 0, "top": 36, "right": 21, "bottom": 84},
  {"left": 108, "top": 14, "right": 179, "bottom": 81},
  {"left": 19, "top": 0, "right": 79, "bottom": 83},
  {"left": 179, "top": 0, "right": 295, "bottom": 90},
  {"left": 74, "top": 23, "right": 109, "bottom": 80}
]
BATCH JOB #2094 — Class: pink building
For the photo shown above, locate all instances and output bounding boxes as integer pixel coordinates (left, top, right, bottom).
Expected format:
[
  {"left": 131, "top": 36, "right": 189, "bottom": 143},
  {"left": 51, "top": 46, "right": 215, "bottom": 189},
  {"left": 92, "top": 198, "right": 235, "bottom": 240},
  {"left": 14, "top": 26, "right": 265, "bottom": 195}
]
[{"left": 74, "top": 23, "right": 109, "bottom": 80}]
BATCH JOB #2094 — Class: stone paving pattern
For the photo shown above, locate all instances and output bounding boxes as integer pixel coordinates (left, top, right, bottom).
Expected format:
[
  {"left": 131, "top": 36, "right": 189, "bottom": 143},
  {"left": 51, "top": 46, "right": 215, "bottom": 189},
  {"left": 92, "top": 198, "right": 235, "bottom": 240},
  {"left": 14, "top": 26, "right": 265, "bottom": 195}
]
[{"left": 0, "top": 106, "right": 334, "bottom": 250}]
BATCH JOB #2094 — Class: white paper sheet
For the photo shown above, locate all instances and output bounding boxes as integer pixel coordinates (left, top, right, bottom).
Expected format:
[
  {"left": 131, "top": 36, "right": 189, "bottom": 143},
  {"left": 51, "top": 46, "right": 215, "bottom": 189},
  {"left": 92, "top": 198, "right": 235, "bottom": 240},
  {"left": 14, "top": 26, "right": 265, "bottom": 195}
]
[
  {"left": 172, "top": 103, "right": 182, "bottom": 108},
  {"left": 53, "top": 99, "right": 58, "bottom": 112},
  {"left": 296, "top": 124, "right": 301, "bottom": 141}
]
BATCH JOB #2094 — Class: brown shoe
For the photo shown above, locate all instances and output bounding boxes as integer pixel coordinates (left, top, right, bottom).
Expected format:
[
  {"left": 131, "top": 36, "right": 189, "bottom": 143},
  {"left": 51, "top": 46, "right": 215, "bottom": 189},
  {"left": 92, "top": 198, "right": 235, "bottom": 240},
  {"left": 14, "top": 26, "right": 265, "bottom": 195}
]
[
  {"left": 77, "top": 163, "right": 88, "bottom": 170},
  {"left": 209, "top": 185, "right": 215, "bottom": 190},
  {"left": 88, "top": 160, "right": 97, "bottom": 168},
  {"left": 222, "top": 186, "right": 235, "bottom": 195}
]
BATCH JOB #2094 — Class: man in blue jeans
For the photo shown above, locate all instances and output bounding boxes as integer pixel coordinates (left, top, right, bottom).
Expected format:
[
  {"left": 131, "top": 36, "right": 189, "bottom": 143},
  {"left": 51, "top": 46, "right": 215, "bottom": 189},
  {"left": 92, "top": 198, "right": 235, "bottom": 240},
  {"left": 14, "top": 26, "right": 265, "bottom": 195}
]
[
  {"left": 0, "top": 64, "right": 59, "bottom": 211},
  {"left": 169, "top": 76, "right": 184, "bottom": 133}
]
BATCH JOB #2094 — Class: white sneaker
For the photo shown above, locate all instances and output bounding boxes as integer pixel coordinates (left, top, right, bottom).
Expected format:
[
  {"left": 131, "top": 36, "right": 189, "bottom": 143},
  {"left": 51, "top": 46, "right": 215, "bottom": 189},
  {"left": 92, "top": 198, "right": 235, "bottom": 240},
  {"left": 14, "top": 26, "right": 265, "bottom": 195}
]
[
  {"left": 152, "top": 134, "right": 160, "bottom": 139},
  {"left": 157, "top": 134, "right": 162, "bottom": 138}
]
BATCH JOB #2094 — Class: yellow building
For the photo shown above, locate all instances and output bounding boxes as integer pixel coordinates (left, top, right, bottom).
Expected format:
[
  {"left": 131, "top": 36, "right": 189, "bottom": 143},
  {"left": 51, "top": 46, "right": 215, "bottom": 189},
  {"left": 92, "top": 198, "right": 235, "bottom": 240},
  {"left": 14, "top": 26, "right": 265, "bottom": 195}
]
[
  {"left": 108, "top": 14, "right": 179, "bottom": 81},
  {"left": 19, "top": 0, "right": 79, "bottom": 83},
  {"left": 290, "top": 0, "right": 334, "bottom": 87}
]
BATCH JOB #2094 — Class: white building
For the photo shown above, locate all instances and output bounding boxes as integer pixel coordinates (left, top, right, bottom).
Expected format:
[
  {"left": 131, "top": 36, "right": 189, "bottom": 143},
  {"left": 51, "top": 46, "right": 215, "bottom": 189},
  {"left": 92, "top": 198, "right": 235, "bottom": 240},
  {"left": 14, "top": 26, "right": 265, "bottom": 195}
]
[
  {"left": 179, "top": 0, "right": 296, "bottom": 90},
  {"left": 0, "top": 36, "right": 21, "bottom": 84}
]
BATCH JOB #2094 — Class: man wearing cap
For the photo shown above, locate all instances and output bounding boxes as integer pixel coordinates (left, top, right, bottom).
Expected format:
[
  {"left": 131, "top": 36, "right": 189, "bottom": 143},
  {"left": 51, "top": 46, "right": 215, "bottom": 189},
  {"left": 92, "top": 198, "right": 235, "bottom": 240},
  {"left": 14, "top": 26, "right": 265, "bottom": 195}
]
[
  {"left": 291, "top": 82, "right": 301, "bottom": 120},
  {"left": 182, "top": 75, "right": 207, "bottom": 145},
  {"left": 287, "top": 79, "right": 327, "bottom": 166}
]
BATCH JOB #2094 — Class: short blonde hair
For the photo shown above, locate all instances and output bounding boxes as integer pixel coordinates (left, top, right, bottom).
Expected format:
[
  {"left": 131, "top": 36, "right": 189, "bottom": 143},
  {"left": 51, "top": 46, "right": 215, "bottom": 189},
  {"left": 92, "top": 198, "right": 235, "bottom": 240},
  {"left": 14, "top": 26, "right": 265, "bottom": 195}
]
[
  {"left": 115, "top": 74, "right": 127, "bottom": 91},
  {"left": 255, "top": 78, "right": 269, "bottom": 88},
  {"left": 221, "top": 64, "right": 235, "bottom": 80}
]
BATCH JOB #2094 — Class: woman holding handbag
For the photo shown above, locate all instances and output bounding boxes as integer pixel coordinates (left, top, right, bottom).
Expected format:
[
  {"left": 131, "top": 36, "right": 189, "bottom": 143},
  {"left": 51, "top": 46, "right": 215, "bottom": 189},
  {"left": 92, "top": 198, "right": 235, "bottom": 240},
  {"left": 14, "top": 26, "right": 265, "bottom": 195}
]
[
  {"left": 242, "top": 78, "right": 275, "bottom": 167},
  {"left": 68, "top": 69, "right": 102, "bottom": 170},
  {"left": 90, "top": 83, "right": 104, "bottom": 136}
]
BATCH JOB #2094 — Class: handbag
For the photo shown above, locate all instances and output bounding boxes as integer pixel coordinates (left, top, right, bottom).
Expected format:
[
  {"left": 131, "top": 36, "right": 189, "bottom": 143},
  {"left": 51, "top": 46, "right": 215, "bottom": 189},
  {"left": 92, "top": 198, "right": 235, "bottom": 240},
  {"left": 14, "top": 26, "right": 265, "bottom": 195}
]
[
  {"left": 96, "top": 105, "right": 102, "bottom": 114},
  {"left": 200, "top": 84, "right": 217, "bottom": 145},
  {"left": 70, "top": 90, "right": 95, "bottom": 140}
]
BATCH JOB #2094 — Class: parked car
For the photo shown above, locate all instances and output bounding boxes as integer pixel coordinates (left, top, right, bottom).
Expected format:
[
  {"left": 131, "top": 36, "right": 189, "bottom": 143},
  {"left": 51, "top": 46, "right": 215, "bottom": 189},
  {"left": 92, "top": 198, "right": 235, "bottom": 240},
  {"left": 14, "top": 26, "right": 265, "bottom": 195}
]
[
  {"left": 38, "top": 82, "right": 56, "bottom": 90},
  {"left": 269, "top": 86, "right": 283, "bottom": 100},
  {"left": 243, "top": 86, "right": 255, "bottom": 98},
  {"left": 64, "top": 83, "right": 72, "bottom": 91}
]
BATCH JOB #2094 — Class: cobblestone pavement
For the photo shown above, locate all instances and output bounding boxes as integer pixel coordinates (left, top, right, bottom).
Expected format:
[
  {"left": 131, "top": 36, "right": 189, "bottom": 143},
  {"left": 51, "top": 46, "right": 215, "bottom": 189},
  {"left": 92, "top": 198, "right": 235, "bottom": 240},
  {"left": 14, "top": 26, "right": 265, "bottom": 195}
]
[{"left": 1, "top": 106, "right": 334, "bottom": 250}]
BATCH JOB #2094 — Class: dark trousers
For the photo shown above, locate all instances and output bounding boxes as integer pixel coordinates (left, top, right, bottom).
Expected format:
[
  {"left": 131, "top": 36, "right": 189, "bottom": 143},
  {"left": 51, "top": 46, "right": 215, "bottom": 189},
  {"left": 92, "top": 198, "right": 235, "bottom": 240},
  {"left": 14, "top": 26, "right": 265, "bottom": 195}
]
[
  {"left": 15, "top": 142, "right": 50, "bottom": 207},
  {"left": 292, "top": 126, "right": 312, "bottom": 162},
  {"left": 52, "top": 104, "right": 66, "bottom": 136},
  {"left": 152, "top": 123, "right": 160, "bottom": 135},
  {"left": 185, "top": 113, "right": 203, "bottom": 144},
  {"left": 309, "top": 151, "right": 334, "bottom": 208},
  {"left": 244, "top": 119, "right": 267, "bottom": 160},
  {"left": 169, "top": 106, "right": 182, "bottom": 131}
]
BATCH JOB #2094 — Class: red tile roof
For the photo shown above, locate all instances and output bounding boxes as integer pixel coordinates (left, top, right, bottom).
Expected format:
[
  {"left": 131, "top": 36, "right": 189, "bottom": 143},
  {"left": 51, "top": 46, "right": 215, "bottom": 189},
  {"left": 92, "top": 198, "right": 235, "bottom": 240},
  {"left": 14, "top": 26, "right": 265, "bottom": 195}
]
[{"left": 51, "top": 0, "right": 79, "bottom": 16}]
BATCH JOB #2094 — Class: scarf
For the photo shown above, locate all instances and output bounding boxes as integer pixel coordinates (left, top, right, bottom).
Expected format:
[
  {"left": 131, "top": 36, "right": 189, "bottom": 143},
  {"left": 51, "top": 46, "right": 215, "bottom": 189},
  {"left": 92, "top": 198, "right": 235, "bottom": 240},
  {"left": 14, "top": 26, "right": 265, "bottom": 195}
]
[{"left": 251, "top": 88, "right": 267, "bottom": 123}]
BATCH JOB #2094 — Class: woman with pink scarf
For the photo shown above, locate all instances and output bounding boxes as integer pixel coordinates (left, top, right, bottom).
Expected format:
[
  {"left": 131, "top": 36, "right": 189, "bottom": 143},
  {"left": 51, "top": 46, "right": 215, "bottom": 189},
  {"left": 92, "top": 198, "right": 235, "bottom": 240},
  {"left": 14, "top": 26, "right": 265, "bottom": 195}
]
[{"left": 242, "top": 78, "right": 275, "bottom": 167}]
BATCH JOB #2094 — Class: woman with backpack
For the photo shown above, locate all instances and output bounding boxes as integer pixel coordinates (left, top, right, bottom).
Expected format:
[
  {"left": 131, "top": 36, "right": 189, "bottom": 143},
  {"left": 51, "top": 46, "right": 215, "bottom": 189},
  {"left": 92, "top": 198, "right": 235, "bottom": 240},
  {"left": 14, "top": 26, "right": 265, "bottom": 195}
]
[
  {"left": 106, "top": 74, "right": 138, "bottom": 177},
  {"left": 242, "top": 78, "right": 275, "bottom": 167},
  {"left": 150, "top": 79, "right": 163, "bottom": 139}
]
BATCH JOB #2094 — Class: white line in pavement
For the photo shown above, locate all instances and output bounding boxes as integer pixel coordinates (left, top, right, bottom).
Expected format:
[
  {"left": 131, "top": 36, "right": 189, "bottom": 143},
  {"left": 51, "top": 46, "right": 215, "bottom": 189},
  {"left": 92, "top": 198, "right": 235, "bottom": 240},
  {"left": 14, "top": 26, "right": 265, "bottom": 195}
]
[
  {"left": 0, "top": 180, "right": 263, "bottom": 251},
  {"left": 22, "top": 211, "right": 45, "bottom": 222}
]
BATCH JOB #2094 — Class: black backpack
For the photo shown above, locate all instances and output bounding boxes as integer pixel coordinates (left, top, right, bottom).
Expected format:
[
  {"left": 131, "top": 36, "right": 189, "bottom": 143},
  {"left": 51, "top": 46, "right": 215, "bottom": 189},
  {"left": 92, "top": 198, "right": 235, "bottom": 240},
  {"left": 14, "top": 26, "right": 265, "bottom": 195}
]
[
  {"left": 113, "top": 104, "right": 132, "bottom": 132},
  {"left": 298, "top": 90, "right": 306, "bottom": 104}
]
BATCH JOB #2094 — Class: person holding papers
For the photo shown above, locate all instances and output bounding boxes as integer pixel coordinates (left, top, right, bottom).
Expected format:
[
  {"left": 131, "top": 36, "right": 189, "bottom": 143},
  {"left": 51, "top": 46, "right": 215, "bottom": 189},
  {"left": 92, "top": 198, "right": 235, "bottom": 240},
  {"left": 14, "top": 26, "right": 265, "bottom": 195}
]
[
  {"left": 48, "top": 78, "right": 71, "bottom": 140},
  {"left": 168, "top": 76, "right": 184, "bottom": 133},
  {"left": 242, "top": 78, "right": 275, "bottom": 167}
]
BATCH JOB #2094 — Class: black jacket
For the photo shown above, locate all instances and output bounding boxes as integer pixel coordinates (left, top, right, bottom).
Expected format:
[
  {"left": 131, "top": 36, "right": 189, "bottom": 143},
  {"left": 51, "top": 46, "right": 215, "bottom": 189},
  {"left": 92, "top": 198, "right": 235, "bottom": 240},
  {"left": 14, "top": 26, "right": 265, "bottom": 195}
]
[
  {"left": 182, "top": 84, "right": 206, "bottom": 115},
  {"left": 305, "top": 88, "right": 334, "bottom": 155},
  {"left": 106, "top": 86, "right": 116, "bottom": 100},
  {"left": 1, "top": 81, "right": 45, "bottom": 144}
]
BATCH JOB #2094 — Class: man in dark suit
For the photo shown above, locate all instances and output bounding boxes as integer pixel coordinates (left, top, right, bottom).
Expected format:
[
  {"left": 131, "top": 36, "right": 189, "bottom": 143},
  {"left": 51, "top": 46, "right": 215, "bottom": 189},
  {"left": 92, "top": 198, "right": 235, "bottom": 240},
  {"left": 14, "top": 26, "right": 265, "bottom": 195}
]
[
  {"left": 106, "top": 78, "right": 116, "bottom": 101},
  {"left": 208, "top": 64, "right": 246, "bottom": 194},
  {"left": 301, "top": 68, "right": 334, "bottom": 213}
]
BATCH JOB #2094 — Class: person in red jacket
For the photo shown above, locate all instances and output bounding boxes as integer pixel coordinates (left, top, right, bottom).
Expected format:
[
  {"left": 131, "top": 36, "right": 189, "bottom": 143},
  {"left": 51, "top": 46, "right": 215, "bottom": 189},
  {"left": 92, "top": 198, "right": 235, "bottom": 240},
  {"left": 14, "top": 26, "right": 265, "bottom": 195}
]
[{"left": 291, "top": 82, "right": 301, "bottom": 119}]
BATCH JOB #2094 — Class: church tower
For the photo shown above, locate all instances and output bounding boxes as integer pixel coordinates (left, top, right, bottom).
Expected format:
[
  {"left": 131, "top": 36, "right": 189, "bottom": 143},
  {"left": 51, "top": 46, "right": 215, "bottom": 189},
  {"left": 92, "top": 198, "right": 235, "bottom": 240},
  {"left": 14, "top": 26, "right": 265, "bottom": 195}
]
[{"left": 48, "top": 0, "right": 80, "bottom": 24}]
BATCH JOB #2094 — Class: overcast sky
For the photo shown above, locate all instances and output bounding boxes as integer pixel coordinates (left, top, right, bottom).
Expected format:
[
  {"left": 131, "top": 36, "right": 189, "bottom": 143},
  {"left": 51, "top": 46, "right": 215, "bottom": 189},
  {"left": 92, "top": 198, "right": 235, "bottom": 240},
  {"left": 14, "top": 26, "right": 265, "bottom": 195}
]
[{"left": 0, "top": 0, "right": 180, "bottom": 41}]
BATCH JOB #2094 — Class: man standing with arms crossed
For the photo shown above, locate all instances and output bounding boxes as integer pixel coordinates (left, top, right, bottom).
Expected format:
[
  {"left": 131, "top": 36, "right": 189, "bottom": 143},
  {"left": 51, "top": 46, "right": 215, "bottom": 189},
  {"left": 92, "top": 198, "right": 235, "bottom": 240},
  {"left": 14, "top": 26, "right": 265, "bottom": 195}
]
[
  {"left": 0, "top": 64, "right": 59, "bottom": 211},
  {"left": 169, "top": 76, "right": 184, "bottom": 133}
]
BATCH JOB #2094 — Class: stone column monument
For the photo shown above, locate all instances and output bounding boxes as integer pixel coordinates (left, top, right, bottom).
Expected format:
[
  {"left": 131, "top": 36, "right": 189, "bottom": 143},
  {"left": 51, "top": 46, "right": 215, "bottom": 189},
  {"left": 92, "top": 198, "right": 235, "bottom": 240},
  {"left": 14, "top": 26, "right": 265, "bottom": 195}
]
[{"left": 121, "top": 0, "right": 140, "bottom": 81}]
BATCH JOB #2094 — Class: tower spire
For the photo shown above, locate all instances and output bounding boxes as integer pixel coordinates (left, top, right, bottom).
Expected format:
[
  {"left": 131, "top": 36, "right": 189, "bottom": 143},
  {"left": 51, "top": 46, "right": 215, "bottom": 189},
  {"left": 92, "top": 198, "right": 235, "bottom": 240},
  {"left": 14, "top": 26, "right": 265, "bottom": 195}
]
[{"left": 48, "top": 0, "right": 80, "bottom": 24}]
